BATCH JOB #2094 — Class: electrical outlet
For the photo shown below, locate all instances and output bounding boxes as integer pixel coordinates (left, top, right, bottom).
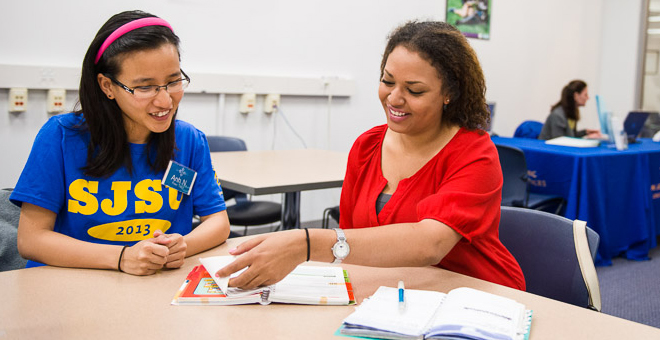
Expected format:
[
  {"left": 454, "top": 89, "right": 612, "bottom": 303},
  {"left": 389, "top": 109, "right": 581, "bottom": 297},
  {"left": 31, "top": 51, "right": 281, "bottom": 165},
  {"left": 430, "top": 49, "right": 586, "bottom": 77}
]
[
  {"left": 239, "top": 93, "right": 256, "bottom": 114},
  {"left": 9, "top": 88, "right": 28, "bottom": 112},
  {"left": 264, "top": 94, "right": 280, "bottom": 114},
  {"left": 47, "top": 89, "right": 66, "bottom": 114}
]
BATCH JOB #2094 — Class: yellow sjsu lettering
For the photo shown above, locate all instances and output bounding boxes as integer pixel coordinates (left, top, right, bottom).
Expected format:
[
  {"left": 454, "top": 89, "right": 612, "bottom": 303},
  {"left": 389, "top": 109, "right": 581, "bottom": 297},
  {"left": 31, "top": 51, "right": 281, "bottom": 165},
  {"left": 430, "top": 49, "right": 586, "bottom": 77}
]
[
  {"left": 68, "top": 179, "right": 99, "bottom": 215},
  {"left": 168, "top": 187, "right": 182, "bottom": 210},
  {"left": 100, "top": 181, "right": 131, "bottom": 216},
  {"left": 135, "top": 179, "right": 163, "bottom": 214}
]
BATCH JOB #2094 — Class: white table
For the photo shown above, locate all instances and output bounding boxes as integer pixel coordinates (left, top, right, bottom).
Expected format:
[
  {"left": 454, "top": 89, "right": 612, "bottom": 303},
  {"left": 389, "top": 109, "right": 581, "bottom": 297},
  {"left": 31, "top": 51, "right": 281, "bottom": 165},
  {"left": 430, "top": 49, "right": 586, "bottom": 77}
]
[
  {"left": 211, "top": 149, "right": 348, "bottom": 229},
  {"left": 2, "top": 236, "right": 659, "bottom": 339}
]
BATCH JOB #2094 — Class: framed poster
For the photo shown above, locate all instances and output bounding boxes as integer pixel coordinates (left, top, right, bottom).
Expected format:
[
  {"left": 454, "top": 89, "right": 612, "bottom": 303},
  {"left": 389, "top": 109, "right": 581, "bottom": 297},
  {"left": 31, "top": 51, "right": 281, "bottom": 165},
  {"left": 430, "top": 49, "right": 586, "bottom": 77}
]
[{"left": 446, "top": 0, "right": 491, "bottom": 40}]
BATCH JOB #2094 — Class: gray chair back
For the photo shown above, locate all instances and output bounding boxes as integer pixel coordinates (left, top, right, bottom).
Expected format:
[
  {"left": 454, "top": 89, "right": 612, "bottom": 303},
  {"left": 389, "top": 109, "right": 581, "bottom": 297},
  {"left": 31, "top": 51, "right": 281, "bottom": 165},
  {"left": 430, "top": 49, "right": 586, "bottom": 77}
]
[
  {"left": 499, "top": 206, "right": 600, "bottom": 310},
  {"left": 0, "top": 188, "right": 27, "bottom": 271}
]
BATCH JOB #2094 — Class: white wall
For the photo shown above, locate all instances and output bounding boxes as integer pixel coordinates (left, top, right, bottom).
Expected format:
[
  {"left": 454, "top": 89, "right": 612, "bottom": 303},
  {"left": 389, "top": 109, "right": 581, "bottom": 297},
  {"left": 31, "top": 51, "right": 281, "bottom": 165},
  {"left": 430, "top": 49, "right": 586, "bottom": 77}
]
[
  {"left": 644, "top": 1, "right": 660, "bottom": 111},
  {"left": 0, "top": 0, "right": 645, "bottom": 223},
  {"left": 599, "top": 0, "right": 646, "bottom": 116}
]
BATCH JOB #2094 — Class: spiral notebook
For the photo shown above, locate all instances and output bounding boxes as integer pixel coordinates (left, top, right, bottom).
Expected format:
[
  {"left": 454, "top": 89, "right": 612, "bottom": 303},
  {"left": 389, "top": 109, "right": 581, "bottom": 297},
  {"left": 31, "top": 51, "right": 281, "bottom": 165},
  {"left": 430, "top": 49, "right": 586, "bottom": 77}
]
[{"left": 340, "top": 286, "right": 532, "bottom": 340}]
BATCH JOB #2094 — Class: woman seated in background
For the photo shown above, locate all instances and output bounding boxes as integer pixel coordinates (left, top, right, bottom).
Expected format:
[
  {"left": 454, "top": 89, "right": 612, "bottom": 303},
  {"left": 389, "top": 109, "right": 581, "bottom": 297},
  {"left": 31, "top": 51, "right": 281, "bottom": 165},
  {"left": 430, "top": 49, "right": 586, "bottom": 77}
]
[
  {"left": 10, "top": 10, "right": 230, "bottom": 275},
  {"left": 216, "top": 21, "right": 525, "bottom": 291},
  {"left": 538, "top": 80, "right": 601, "bottom": 140}
]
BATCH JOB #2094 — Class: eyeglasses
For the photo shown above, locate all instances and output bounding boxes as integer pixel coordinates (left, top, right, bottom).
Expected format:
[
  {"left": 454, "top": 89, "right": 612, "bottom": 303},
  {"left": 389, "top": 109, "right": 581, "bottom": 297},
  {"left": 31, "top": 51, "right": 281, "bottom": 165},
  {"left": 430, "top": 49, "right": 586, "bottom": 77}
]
[{"left": 106, "top": 69, "right": 191, "bottom": 99}]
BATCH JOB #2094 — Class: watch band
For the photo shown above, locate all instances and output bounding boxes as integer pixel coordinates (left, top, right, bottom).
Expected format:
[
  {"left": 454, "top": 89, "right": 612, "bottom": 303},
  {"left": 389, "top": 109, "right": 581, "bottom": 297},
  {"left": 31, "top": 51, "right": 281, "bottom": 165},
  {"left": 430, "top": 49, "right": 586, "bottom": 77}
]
[
  {"left": 334, "top": 228, "right": 346, "bottom": 242},
  {"left": 332, "top": 228, "right": 348, "bottom": 264}
]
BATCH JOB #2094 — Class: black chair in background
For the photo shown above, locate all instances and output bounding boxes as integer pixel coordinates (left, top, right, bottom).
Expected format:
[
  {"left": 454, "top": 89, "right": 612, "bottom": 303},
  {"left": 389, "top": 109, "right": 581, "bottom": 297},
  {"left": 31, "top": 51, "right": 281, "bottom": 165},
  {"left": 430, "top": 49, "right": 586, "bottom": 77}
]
[
  {"left": 322, "top": 205, "right": 340, "bottom": 229},
  {"left": 496, "top": 144, "right": 566, "bottom": 215},
  {"left": 205, "top": 136, "right": 282, "bottom": 236},
  {"left": 499, "top": 206, "right": 601, "bottom": 311}
]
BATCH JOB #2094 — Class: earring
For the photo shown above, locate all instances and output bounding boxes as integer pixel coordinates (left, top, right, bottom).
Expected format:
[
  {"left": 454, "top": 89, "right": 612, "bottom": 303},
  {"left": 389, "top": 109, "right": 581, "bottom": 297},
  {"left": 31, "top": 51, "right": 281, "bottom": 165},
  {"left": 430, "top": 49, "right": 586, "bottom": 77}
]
[{"left": 107, "top": 94, "right": 113, "bottom": 99}]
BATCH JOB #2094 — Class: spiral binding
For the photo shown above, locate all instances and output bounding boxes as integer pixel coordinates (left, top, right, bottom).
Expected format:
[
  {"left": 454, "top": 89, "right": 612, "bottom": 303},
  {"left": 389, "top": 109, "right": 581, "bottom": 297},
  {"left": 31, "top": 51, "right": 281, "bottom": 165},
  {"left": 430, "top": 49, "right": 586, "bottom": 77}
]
[{"left": 259, "top": 287, "right": 273, "bottom": 305}]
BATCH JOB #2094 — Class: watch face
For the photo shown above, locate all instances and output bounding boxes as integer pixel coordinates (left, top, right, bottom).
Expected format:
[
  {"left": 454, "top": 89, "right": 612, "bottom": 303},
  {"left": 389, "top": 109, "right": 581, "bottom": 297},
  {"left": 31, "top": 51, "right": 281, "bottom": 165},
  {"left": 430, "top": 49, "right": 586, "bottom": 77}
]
[{"left": 334, "top": 242, "right": 350, "bottom": 258}]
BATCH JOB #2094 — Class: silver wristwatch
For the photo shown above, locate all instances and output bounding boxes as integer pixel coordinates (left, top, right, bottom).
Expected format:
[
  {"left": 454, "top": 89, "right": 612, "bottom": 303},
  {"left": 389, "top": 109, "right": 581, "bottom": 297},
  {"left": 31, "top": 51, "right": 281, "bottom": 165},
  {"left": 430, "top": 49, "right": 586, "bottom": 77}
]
[{"left": 331, "top": 228, "right": 350, "bottom": 264}]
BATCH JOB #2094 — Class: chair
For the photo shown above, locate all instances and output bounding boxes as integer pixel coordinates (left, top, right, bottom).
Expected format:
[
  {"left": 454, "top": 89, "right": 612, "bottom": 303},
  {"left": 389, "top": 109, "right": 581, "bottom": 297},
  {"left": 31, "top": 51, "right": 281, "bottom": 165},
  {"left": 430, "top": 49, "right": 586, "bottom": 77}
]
[
  {"left": 496, "top": 144, "right": 566, "bottom": 215},
  {"left": 205, "top": 136, "right": 282, "bottom": 235},
  {"left": 499, "top": 206, "right": 601, "bottom": 311},
  {"left": 514, "top": 120, "right": 544, "bottom": 139},
  {"left": 0, "top": 188, "right": 27, "bottom": 271},
  {"left": 639, "top": 111, "right": 660, "bottom": 138},
  {"left": 322, "top": 205, "right": 340, "bottom": 229}
]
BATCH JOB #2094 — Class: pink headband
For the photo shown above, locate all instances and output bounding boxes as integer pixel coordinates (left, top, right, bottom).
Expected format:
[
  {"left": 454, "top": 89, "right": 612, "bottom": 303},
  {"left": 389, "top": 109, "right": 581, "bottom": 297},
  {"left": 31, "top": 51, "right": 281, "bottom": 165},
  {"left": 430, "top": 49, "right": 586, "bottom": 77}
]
[{"left": 94, "top": 17, "right": 173, "bottom": 64}]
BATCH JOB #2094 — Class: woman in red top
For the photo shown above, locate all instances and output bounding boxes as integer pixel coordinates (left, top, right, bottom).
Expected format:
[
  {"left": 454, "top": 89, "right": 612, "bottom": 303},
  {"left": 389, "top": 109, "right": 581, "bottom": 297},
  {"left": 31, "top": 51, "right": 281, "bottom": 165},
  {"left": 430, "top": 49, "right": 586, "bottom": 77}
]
[{"left": 217, "top": 21, "right": 525, "bottom": 290}]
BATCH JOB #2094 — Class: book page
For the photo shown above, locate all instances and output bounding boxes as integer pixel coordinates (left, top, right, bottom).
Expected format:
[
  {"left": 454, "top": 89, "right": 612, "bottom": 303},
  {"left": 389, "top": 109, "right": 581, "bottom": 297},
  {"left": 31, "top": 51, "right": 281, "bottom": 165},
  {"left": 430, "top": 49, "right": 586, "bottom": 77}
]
[
  {"left": 171, "top": 265, "right": 263, "bottom": 305},
  {"left": 342, "top": 286, "right": 446, "bottom": 337},
  {"left": 270, "top": 266, "right": 349, "bottom": 305},
  {"left": 199, "top": 256, "right": 255, "bottom": 296},
  {"left": 426, "top": 287, "right": 524, "bottom": 340}
]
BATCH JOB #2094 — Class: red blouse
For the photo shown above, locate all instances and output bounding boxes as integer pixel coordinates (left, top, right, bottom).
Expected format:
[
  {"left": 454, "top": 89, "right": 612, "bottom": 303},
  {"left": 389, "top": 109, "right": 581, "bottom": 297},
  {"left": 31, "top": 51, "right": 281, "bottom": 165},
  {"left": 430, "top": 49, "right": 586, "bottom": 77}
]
[{"left": 339, "top": 125, "right": 525, "bottom": 290}]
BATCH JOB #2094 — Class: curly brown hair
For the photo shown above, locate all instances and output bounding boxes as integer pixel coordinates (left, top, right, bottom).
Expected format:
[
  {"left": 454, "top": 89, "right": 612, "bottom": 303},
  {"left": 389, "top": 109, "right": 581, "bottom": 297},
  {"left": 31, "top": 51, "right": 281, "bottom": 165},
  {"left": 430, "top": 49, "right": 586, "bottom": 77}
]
[{"left": 380, "top": 21, "right": 489, "bottom": 130}]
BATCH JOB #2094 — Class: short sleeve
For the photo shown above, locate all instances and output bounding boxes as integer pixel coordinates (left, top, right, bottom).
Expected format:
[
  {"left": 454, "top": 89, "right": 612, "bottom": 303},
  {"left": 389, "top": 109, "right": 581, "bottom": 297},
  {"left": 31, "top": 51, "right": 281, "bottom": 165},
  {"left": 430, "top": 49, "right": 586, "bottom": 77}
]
[{"left": 10, "top": 117, "right": 67, "bottom": 213}]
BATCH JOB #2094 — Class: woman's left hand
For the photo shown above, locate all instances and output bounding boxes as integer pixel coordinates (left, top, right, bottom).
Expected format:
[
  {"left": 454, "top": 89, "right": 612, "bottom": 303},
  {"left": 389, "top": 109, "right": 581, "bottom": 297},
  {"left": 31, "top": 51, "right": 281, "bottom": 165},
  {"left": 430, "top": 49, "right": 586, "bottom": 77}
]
[
  {"left": 215, "top": 230, "right": 307, "bottom": 289},
  {"left": 153, "top": 230, "right": 187, "bottom": 268}
]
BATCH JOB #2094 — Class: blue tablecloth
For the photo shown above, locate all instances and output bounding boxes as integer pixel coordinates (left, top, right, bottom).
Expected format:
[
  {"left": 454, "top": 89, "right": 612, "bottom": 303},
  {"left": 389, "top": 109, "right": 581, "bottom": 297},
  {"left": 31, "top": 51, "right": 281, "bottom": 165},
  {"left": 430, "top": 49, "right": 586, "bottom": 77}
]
[{"left": 492, "top": 136, "right": 660, "bottom": 265}]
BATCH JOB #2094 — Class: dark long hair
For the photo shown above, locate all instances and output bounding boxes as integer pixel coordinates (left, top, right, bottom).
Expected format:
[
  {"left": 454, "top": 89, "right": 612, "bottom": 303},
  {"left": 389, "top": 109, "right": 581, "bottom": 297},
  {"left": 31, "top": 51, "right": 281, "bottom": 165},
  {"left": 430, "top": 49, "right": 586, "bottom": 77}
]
[
  {"left": 552, "top": 80, "right": 586, "bottom": 121},
  {"left": 76, "top": 10, "right": 180, "bottom": 177},
  {"left": 380, "top": 21, "right": 489, "bottom": 130}
]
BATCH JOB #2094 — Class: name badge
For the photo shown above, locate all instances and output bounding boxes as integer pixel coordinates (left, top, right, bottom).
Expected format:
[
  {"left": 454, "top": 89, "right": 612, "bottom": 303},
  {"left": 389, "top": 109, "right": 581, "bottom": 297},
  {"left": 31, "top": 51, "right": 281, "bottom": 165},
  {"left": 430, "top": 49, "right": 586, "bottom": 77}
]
[{"left": 162, "top": 160, "right": 197, "bottom": 195}]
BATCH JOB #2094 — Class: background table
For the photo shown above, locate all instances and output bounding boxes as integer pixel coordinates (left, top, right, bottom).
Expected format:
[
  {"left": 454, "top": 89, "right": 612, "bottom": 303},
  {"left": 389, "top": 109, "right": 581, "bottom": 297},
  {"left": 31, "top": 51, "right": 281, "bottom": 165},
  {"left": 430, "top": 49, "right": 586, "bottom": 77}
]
[
  {"left": 2, "top": 236, "right": 659, "bottom": 339},
  {"left": 211, "top": 149, "right": 347, "bottom": 229},
  {"left": 492, "top": 136, "right": 660, "bottom": 265}
]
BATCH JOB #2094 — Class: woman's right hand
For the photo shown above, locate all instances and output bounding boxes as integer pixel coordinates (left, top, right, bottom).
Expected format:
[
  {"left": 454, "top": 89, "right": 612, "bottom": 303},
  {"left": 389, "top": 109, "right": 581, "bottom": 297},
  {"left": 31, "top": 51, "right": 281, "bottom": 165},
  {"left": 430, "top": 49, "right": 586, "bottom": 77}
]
[
  {"left": 119, "top": 236, "right": 171, "bottom": 275},
  {"left": 215, "top": 230, "right": 308, "bottom": 289}
]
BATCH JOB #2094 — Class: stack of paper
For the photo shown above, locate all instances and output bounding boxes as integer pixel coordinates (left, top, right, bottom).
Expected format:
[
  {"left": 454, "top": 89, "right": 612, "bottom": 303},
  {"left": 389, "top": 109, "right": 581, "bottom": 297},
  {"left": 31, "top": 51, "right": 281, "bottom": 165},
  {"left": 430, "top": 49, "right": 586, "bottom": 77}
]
[{"left": 545, "top": 136, "right": 600, "bottom": 148}]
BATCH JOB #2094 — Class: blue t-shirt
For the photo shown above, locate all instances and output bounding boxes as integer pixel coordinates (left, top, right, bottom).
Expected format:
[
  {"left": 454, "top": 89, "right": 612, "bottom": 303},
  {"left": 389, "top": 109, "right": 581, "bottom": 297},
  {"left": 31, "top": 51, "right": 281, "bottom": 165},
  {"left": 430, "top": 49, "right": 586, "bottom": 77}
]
[{"left": 10, "top": 113, "right": 226, "bottom": 266}]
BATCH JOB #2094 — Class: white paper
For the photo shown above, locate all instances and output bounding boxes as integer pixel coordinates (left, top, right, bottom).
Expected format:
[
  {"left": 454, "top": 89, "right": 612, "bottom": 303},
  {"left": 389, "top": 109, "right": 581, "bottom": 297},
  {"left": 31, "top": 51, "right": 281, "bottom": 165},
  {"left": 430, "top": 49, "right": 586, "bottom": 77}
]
[
  {"left": 199, "top": 256, "right": 248, "bottom": 295},
  {"left": 610, "top": 116, "right": 628, "bottom": 151},
  {"left": 343, "top": 286, "right": 446, "bottom": 337},
  {"left": 545, "top": 136, "right": 600, "bottom": 148},
  {"left": 342, "top": 286, "right": 527, "bottom": 340},
  {"left": 426, "top": 287, "right": 524, "bottom": 340}
]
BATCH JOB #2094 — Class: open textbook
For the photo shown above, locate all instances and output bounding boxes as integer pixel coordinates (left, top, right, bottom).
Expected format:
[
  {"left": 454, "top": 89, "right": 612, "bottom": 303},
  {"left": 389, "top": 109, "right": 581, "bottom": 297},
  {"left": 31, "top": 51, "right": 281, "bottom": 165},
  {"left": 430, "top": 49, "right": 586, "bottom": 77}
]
[
  {"left": 171, "top": 256, "right": 354, "bottom": 306},
  {"left": 340, "top": 286, "right": 531, "bottom": 340}
]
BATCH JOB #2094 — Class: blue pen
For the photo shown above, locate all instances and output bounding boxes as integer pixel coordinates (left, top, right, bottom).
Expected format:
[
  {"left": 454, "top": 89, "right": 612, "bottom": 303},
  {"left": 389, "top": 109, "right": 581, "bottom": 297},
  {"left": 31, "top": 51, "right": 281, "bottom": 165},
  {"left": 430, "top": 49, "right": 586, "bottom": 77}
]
[{"left": 398, "top": 280, "right": 405, "bottom": 312}]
